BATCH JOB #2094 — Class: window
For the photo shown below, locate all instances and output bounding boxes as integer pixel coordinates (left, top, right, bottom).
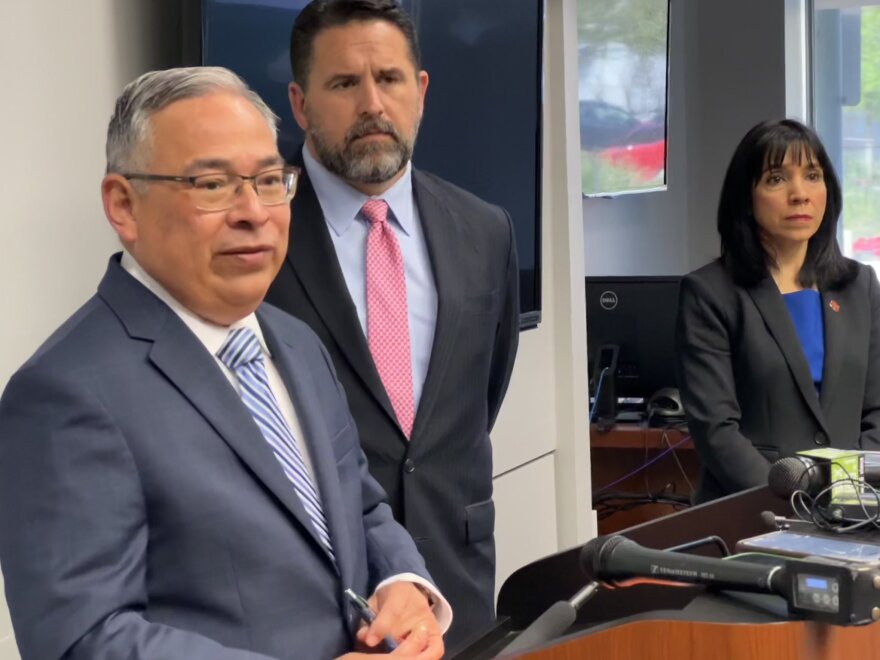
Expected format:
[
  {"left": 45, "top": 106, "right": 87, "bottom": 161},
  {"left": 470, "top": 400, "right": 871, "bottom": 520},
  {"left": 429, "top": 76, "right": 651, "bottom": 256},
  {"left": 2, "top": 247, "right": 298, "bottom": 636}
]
[
  {"left": 813, "top": 1, "right": 880, "bottom": 270},
  {"left": 577, "top": 0, "right": 670, "bottom": 197}
]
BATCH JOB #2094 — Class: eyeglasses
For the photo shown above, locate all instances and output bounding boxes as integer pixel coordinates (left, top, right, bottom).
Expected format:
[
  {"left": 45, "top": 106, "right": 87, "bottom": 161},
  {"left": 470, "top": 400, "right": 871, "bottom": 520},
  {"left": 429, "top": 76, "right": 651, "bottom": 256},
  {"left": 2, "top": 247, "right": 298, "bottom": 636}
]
[{"left": 122, "top": 166, "right": 300, "bottom": 211}]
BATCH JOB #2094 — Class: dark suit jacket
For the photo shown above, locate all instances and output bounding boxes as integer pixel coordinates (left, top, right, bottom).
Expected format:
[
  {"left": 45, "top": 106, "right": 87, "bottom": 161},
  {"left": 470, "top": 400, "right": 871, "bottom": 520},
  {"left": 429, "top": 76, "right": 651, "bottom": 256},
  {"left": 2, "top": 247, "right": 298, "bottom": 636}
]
[
  {"left": 676, "top": 258, "right": 880, "bottom": 503},
  {"left": 0, "top": 255, "right": 431, "bottom": 660},
  {"left": 266, "top": 158, "right": 519, "bottom": 647}
]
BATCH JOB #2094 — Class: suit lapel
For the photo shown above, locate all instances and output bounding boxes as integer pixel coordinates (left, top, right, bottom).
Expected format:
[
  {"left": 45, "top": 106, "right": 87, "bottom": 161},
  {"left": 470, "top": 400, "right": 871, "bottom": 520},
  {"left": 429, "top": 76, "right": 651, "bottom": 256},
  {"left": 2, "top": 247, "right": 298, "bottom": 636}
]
[
  {"left": 820, "top": 290, "right": 845, "bottom": 413},
  {"left": 259, "top": 311, "right": 350, "bottom": 579},
  {"left": 98, "top": 258, "right": 336, "bottom": 567},
  {"left": 288, "top": 162, "right": 400, "bottom": 431},
  {"left": 411, "top": 171, "right": 464, "bottom": 439},
  {"left": 747, "top": 278, "right": 828, "bottom": 433},
  {"left": 287, "top": 162, "right": 468, "bottom": 442}
]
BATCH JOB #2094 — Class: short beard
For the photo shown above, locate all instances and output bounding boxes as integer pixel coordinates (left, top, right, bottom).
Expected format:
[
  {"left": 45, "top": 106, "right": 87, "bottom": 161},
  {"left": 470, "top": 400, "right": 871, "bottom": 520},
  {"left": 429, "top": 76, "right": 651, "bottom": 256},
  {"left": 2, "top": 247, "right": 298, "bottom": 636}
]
[{"left": 309, "top": 115, "right": 417, "bottom": 184}]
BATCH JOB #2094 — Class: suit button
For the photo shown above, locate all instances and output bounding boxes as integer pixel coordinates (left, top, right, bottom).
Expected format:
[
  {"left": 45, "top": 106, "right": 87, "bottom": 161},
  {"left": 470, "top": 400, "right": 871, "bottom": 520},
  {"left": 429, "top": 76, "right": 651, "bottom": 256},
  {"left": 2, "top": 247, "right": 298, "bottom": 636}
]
[
  {"left": 404, "top": 459, "right": 416, "bottom": 474},
  {"left": 814, "top": 431, "right": 828, "bottom": 446}
]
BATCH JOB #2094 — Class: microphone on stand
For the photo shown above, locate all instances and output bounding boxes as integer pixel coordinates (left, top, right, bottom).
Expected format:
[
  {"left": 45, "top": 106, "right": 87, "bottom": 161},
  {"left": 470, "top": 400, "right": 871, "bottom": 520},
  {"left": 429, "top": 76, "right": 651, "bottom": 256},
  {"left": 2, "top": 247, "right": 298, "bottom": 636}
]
[
  {"left": 579, "top": 535, "right": 787, "bottom": 594},
  {"left": 576, "top": 534, "right": 880, "bottom": 627},
  {"left": 500, "top": 533, "right": 786, "bottom": 656},
  {"left": 497, "top": 581, "right": 600, "bottom": 655}
]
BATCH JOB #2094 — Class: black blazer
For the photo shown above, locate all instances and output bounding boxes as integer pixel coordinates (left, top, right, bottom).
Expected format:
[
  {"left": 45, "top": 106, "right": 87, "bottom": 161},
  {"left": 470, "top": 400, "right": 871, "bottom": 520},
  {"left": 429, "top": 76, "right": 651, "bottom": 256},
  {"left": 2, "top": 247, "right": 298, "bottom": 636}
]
[
  {"left": 266, "top": 156, "right": 520, "bottom": 647},
  {"left": 675, "top": 259, "right": 880, "bottom": 503}
]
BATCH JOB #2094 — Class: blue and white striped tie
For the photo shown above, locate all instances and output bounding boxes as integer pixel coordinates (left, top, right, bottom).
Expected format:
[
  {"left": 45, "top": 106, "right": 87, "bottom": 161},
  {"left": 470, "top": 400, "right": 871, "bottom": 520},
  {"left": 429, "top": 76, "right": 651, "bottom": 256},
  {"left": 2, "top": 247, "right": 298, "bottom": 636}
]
[{"left": 217, "top": 327, "right": 335, "bottom": 560}]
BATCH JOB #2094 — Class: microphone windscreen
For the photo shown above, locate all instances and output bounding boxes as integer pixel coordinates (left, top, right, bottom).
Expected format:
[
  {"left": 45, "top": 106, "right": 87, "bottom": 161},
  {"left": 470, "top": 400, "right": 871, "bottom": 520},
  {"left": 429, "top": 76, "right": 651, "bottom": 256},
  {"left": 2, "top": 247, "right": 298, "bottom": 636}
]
[
  {"left": 768, "top": 456, "right": 821, "bottom": 498},
  {"left": 761, "top": 511, "right": 788, "bottom": 532},
  {"left": 759, "top": 510, "right": 779, "bottom": 530},
  {"left": 579, "top": 535, "right": 628, "bottom": 582}
]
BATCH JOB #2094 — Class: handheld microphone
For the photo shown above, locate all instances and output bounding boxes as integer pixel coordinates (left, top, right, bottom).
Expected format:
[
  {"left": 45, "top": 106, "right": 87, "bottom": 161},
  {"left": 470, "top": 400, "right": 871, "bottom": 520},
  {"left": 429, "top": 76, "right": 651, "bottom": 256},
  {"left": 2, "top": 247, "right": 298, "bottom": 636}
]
[
  {"left": 580, "top": 535, "right": 786, "bottom": 594},
  {"left": 768, "top": 454, "right": 880, "bottom": 499}
]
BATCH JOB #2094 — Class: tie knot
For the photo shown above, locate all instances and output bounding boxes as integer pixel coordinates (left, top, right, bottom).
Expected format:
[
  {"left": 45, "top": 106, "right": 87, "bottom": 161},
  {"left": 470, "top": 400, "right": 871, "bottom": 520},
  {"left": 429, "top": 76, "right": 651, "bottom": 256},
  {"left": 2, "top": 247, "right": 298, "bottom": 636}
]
[
  {"left": 217, "top": 327, "right": 263, "bottom": 371},
  {"left": 361, "top": 199, "right": 389, "bottom": 226}
]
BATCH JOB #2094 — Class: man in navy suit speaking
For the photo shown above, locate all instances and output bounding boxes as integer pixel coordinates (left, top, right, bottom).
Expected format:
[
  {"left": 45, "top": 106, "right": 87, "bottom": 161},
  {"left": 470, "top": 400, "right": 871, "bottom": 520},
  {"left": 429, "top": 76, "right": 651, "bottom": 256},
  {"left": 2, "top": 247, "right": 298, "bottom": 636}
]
[{"left": 0, "top": 66, "right": 448, "bottom": 660}]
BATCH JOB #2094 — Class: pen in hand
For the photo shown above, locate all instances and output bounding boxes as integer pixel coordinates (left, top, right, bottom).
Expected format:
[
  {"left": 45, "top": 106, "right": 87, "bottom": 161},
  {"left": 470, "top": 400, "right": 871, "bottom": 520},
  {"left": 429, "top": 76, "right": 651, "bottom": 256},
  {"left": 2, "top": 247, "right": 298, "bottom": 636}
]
[{"left": 344, "top": 588, "right": 398, "bottom": 651}]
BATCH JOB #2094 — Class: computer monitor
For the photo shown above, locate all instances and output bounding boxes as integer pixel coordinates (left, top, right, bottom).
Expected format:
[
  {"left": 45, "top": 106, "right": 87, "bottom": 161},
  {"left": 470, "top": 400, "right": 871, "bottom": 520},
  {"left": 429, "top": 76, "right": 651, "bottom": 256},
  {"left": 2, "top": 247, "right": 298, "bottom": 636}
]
[{"left": 585, "top": 276, "right": 681, "bottom": 406}]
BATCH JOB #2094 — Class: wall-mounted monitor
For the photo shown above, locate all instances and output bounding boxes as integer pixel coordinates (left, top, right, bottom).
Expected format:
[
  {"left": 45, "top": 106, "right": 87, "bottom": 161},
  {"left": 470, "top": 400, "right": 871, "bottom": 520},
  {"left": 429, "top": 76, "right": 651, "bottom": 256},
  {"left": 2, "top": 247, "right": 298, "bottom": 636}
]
[
  {"left": 182, "top": 0, "right": 544, "bottom": 328},
  {"left": 576, "top": 0, "right": 670, "bottom": 197}
]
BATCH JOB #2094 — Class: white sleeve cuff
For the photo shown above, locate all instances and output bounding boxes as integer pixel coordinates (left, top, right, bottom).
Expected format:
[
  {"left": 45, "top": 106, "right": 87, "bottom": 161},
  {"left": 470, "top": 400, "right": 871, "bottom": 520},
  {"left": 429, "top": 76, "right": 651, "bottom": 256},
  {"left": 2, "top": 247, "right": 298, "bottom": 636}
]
[{"left": 373, "top": 573, "right": 453, "bottom": 634}]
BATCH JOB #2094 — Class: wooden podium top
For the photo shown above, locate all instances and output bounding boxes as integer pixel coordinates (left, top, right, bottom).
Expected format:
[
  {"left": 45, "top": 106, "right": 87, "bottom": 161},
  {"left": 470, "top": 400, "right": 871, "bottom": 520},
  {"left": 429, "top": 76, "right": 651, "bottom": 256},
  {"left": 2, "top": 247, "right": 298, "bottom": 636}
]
[{"left": 514, "top": 618, "right": 880, "bottom": 660}]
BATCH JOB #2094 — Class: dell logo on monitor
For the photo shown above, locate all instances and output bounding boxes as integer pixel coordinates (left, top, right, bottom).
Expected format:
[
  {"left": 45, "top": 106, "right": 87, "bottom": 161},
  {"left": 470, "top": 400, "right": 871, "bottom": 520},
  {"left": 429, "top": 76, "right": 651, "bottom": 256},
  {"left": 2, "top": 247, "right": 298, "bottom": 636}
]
[{"left": 599, "top": 291, "right": 619, "bottom": 310}]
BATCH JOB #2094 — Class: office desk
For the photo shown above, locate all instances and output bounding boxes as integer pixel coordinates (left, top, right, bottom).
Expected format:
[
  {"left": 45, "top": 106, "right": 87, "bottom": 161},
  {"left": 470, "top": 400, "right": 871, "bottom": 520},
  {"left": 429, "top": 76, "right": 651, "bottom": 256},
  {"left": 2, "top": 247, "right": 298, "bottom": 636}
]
[{"left": 590, "top": 423, "right": 699, "bottom": 534}]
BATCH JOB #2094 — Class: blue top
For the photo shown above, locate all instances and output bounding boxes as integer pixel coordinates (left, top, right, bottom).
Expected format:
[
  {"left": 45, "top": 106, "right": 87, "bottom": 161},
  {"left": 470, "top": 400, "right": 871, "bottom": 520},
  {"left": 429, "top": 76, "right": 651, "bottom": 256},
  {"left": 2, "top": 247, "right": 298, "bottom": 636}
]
[
  {"left": 782, "top": 289, "right": 825, "bottom": 392},
  {"left": 302, "top": 147, "right": 438, "bottom": 412}
]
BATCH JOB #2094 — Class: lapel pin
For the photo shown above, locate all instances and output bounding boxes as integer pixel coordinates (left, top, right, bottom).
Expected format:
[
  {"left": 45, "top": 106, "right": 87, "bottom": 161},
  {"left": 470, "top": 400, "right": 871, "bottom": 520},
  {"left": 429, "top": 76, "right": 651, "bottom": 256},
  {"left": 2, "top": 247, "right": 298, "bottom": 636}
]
[{"left": 829, "top": 300, "right": 840, "bottom": 313}]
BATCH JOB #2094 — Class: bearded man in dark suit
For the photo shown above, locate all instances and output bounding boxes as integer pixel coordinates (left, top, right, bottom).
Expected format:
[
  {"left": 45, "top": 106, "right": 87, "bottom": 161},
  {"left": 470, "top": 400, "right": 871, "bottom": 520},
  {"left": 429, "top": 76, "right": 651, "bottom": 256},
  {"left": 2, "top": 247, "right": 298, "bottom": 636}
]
[{"left": 266, "top": 0, "right": 520, "bottom": 649}]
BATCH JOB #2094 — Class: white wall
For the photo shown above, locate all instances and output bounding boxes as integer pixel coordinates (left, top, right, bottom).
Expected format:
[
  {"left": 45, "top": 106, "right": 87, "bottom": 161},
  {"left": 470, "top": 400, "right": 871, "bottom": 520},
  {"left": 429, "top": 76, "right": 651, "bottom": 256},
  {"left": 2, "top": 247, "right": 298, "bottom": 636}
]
[
  {"left": 0, "top": 2, "right": 183, "bottom": 657},
  {"left": 0, "top": 0, "right": 183, "bottom": 386},
  {"left": 493, "top": 0, "right": 594, "bottom": 590},
  {"left": 582, "top": 0, "right": 789, "bottom": 277}
]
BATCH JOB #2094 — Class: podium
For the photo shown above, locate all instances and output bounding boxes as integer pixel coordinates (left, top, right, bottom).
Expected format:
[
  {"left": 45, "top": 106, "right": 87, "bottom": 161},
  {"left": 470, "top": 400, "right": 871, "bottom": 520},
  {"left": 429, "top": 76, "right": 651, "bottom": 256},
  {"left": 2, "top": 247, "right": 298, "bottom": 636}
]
[
  {"left": 453, "top": 486, "right": 880, "bottom": 659},
  {"left": 504, "top": 618, "right": 880, "bottom": 660}
]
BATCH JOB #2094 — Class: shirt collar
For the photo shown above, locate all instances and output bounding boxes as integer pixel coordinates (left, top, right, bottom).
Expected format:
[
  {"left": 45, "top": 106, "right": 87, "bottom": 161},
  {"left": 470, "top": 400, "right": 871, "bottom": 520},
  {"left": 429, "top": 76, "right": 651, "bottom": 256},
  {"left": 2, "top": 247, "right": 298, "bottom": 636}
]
[
  {"left": 120, "top": 251, "right": 270, "bottom": 358},
  {"left": 302, "top": 145, "right": 415, "bottom": 237}
]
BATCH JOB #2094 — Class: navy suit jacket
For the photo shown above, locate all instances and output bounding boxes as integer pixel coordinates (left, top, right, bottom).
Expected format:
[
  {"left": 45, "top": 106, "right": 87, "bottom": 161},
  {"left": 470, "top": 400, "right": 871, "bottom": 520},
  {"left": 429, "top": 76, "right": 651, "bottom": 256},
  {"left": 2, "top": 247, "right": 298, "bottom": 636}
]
[
  {"left": 266, "top": 157, "right": 519, "bottom": 648},
  {"left": 676, "top": 259, "right": 880, "bottom": 502},
  {"left": 0, "top": 255, "right": 431, "bottom": 660}
]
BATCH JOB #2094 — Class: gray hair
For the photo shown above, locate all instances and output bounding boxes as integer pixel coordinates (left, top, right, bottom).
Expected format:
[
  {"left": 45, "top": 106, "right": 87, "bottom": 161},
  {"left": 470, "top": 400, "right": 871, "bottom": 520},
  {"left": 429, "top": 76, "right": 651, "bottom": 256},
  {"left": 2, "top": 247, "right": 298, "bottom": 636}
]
[{"left": 105, "top": 66, "right": 279, "bottom": 173}]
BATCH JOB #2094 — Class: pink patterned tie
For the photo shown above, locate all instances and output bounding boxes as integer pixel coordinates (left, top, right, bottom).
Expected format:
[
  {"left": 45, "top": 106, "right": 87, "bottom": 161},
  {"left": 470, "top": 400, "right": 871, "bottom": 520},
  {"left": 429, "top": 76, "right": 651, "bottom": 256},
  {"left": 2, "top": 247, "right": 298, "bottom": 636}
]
[{"left": 362, "top": 199, "right": 415, "bottom": 438}]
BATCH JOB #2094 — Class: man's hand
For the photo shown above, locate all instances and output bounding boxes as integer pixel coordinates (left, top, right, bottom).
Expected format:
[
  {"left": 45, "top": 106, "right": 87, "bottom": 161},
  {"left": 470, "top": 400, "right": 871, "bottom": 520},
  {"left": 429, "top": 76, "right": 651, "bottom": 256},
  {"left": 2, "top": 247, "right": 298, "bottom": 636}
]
[
  {"left": 355, "top": 582, "right": 443, "bottom": 658},
  {"left": 337, "top": 622, "right": 438, "bottom": 658}
]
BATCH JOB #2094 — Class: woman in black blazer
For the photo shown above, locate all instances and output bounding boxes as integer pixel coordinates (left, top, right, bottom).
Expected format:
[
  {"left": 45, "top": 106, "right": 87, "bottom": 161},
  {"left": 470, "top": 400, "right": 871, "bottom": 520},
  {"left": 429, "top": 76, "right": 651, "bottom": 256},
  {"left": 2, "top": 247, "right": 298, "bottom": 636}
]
[{"left": 676, "top": 119, "right": 880, "bottom": 503}]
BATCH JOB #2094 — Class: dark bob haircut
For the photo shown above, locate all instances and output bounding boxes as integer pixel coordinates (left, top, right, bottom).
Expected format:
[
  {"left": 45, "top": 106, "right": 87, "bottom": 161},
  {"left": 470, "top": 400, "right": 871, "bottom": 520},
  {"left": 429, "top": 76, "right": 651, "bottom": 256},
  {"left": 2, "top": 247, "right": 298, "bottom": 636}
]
[
  {"left": 717, "top": 118, "right": 857, "bottom": 290},
  {"left": 290, "top": 0, "right": 421, "bottom": 91}
]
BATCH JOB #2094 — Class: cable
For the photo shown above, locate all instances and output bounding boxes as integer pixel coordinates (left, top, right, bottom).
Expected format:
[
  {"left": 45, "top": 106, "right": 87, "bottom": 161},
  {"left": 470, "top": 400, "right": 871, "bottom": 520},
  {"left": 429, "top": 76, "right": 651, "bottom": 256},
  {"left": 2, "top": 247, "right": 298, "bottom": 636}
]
[
  {"left": 592, "top": 434, "right": 691, "bottom": 496},
  {"left": 661, "top": 428, "right": 694, "bottom": 494},
  {"left": 595, "top": 495, "right": 689, "bottom": 521},
  {"left": 665, "top": 535, "right": 730, "bottom": 557},
  {"left": 642, "top": 423, "right": 650, "bottom": 496},
  {"left": 594, "top": 490, "right": 691, "bottom": 506},
  {"left": 589, "top": 366, "right": 611, "bottom": 423},
  {"left": 593, "top": 491, "right": 690, "bottom": 523},
  {"left": 788, "top": 461, "right": 880, "bottom": 534}
]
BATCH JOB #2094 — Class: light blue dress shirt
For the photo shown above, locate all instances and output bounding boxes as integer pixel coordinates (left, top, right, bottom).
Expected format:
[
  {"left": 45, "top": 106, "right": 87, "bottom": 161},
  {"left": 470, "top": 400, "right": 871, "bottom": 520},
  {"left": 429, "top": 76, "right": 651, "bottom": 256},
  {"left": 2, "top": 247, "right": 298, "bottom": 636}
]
[{"left": 302, "top": 147, "right": 438, "bottom": 412}]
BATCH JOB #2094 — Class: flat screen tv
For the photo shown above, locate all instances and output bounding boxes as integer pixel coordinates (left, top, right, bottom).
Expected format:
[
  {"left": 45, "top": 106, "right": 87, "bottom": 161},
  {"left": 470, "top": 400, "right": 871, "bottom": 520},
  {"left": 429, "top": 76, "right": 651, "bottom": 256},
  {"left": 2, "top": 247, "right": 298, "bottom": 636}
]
[{"left": 181, "top": 0, "right": 544, "bottom": 328}]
